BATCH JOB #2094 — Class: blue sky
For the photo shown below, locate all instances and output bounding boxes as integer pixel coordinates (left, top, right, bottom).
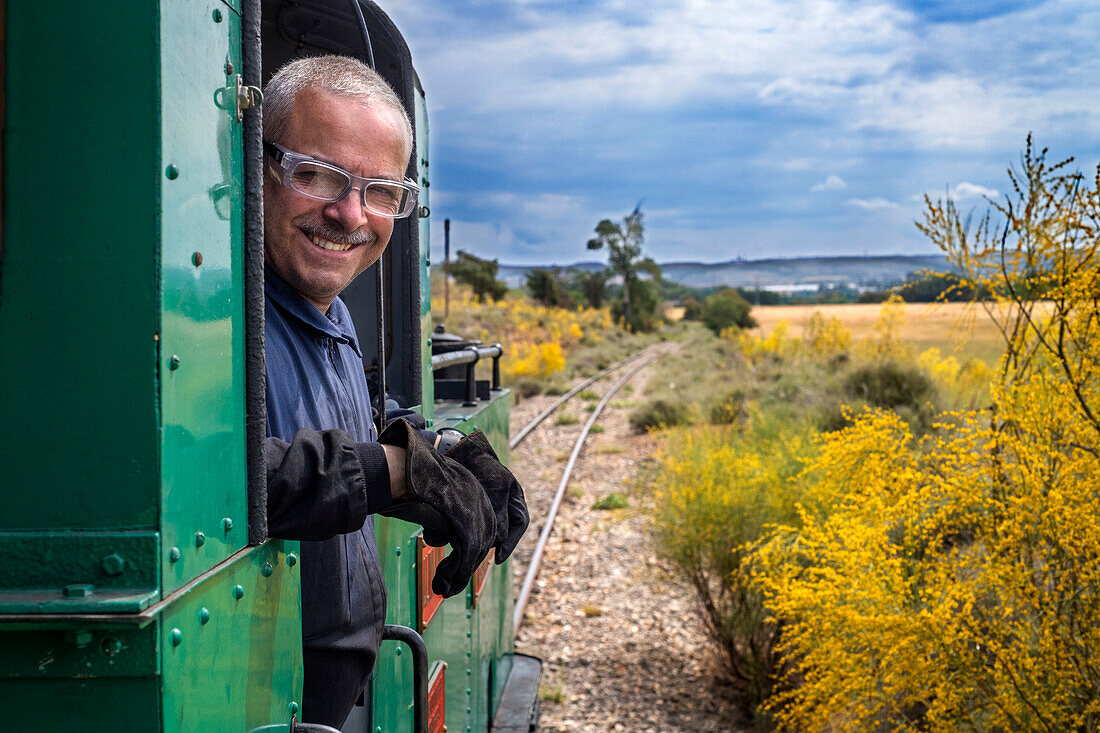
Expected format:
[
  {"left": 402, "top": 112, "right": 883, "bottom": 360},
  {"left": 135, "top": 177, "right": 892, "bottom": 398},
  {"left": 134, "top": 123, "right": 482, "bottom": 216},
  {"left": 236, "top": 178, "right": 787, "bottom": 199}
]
[{"left": 384, "top": 1, "right": 1100, "bottom": 266}]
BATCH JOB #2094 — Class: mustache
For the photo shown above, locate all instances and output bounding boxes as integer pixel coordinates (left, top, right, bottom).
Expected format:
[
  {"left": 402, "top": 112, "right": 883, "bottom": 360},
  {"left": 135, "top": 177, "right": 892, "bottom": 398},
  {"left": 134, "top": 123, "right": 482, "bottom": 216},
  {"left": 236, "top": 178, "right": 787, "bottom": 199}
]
[{"left": 299, "top": 220, "right": 376, "bottom": 247}]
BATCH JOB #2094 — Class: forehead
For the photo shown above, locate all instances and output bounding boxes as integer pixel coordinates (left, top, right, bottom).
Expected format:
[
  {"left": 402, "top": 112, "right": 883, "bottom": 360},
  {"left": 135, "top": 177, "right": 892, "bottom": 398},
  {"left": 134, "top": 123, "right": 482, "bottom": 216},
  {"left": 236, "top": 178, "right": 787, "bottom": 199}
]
[{"left": 284, "top": 87, "right": 408, "bottom": 177}]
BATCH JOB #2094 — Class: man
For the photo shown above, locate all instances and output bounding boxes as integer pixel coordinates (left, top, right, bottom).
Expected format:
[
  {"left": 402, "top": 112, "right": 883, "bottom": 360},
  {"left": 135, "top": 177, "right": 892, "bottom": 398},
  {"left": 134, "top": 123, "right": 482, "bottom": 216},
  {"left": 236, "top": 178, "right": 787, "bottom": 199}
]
[{"left": 259, "top": 56, "right": 528, "bottom": 728}]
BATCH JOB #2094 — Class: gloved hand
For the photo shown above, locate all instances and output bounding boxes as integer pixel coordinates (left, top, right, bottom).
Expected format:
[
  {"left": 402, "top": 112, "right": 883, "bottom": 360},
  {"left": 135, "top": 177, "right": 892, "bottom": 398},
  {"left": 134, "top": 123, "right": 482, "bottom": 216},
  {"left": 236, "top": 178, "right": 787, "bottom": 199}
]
[
  {"left": 376, "top": 419, "right": 495, "bottom": 597},
  {"left": 446, "top": 430, "right": 529, "bottom": 563}
]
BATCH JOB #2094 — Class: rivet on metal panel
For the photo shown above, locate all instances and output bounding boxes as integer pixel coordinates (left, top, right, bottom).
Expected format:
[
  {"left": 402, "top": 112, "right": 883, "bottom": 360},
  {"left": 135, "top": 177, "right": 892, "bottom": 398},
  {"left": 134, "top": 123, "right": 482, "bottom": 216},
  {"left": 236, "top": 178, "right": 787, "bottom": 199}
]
[
  {"left": 192, "top": 252, "right": 203, "bottom": 267},
  {"left": 212, "top": 8, "right": 223, "bottom": 22},
  {"left": 395, "top": 647, "right": 402, "bottom": 656},
  {"left": 170, "top": 628, "right": 182, "bottom": 646},
  {"left": 169, "top": 547, "right": 181, "bottom": 562},
  {"left": 466, "top": 669, "right": 471, "bottom": 676},
  {"left": 466, "top": 611, "right": 471, "bottom": 619},
  {"left": 100, "top": 637, "right": 122, "bottom": 656},
  {"left": 466, "top": 651, "right": 471, "bottom": 658},
  {"left": 466, "top": 707, "right": 471, "bottom": 714},
  {"left": 466, "top": 631, "right": 471, "bottom": 638},
  {"left": 101, "top": 553, "right": 125, "bottom": 575},
  {"left": 286, "top": 553, "right": 298, "bottom": 567},
  {"left": 289, "top": 702, "right": 299, "bottom": 716},
  {"left": 168, "top": 355, "right": 181, "bottom": 371},
  {"left": 63, "top": 583, "right": 94, "bottom": 598},
  {"left": 261, "top": 563, "right": 274, "bottom": 578},
  {"left": 465, "top": 688, "right": 471, "bottom": 696},
  {"left": 67, "top": 631, "right": 93, "bottom": 648},
  {"left": 194, "top": 532, "right": 206, "bottom": 548},
  {"left": 222, "top": 517, "right": 234, "bottom": 532},
  {"left": 232, "top": 585, "right": 245, "bottom": 600},
  {"left": 199, "top": 607, "right": 211, "bottom": 625},
  {"left": 165, "top": 165, "right": 179, "bottom": 180},
  {"left": 375, "top": 727, "right": 382, "bottom": 733},
  {"left": 394, "top": 546, "right": 401, "bottom": 557},
  {"left": 225, "top": 60, "right": 234, "bottom": 76}
]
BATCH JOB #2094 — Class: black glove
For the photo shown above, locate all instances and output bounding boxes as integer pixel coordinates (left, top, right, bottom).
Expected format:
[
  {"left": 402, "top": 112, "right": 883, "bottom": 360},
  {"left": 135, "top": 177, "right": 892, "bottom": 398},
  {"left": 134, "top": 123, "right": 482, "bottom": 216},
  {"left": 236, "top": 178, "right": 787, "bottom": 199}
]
[
  {"left": 376, "top": 419, "right": 495, "bottom": 598},
  {"left": 446, "top": 430, "right": 529, "bottom": 563}
]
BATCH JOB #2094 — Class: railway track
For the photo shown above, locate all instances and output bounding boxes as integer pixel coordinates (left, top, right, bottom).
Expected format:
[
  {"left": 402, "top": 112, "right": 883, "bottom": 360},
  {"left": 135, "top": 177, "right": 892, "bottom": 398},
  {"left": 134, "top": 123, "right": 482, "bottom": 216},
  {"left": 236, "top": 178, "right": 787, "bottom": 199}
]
[{"left": 508, "top": 344, "right": 669, "bottom": 634}]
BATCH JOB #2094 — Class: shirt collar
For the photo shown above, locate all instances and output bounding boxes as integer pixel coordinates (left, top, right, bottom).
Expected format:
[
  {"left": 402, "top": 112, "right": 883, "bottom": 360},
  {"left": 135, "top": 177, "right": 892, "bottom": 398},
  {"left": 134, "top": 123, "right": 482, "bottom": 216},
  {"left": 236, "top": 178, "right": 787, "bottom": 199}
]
[{"left": 264, "top": 265, "right": 363, "bottom": 357}]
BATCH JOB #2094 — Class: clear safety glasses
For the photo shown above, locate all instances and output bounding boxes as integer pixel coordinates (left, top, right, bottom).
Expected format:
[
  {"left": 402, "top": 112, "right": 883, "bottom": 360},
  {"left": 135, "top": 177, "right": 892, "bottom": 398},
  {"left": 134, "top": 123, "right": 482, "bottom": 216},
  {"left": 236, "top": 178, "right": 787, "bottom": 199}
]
[{"left": 263, "top": 140, "right": 420, "bottom": 219}]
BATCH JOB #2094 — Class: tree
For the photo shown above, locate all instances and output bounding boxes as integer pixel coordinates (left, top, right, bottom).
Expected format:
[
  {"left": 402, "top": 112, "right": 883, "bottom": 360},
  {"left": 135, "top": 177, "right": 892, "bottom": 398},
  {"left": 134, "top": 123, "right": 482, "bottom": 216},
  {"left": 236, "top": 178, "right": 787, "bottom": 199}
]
[
  {"left": 525, "top": 268, "right": 573, "bottom": 308},
  {"left": 449, "top": 250, "right": 507, "bottom": 303},
  {"left": 586, "top": 204, "right": 662, "bottom": 331},
  {"left": 570, "top": 269, "right": 610, "bottom": 309}
]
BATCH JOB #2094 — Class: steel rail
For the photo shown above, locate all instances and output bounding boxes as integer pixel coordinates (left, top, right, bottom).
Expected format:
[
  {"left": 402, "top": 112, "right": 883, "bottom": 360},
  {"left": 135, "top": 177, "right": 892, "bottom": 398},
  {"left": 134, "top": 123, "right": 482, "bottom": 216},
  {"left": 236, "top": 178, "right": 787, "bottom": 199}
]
[
  {"left": 512, "top": 349, "right": 663, "bottom": 633},
  {"left": 508, "top": 347, "right": 653, "bottom": 451}
]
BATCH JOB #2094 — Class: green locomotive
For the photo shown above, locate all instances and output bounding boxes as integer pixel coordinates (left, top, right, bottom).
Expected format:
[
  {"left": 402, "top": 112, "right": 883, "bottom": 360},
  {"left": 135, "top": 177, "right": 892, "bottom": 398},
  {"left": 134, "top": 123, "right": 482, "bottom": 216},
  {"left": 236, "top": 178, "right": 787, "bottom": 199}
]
[{"left": 0, "top": 1, "right": 539, "bottom": 730}]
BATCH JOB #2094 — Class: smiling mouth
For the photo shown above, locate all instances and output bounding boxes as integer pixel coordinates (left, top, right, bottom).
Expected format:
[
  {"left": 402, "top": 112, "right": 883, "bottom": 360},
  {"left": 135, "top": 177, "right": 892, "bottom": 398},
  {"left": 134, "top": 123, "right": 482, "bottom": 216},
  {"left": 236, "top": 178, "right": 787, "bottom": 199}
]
[{"left": 308, "top": 233, "right": 355, "bottom": 252}]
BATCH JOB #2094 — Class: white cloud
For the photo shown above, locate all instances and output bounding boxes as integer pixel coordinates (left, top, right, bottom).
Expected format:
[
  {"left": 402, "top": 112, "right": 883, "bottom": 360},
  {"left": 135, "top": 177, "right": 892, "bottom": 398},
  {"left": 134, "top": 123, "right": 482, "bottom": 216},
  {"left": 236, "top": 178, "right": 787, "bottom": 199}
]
[
  {"left": 812, "top": 175, "right": 848, "bottom": 192},
  {"left": 846, "top": 197, "right": 899, "bottom": 210},
  {"left": 951, "top": 182, "right": 999, "bottom": 200}
]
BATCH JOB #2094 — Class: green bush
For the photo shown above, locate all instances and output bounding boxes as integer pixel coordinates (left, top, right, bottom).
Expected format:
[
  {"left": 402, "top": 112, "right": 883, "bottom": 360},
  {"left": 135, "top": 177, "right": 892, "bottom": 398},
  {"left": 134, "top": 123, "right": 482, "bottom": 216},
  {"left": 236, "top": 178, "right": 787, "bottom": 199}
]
[
  {"left": 701, "top": 289, "right": 756, "bottom": 335},
  {"left": 591, "top": 493, "right": 629, "bottom": 510},
  {"left": 843, "top": 361, "right": 934, "bottom": 411},
  {"left": 629, "top": 399, "right": 690, "bottom": 432},
  {"left": 708, "top": 389, "right": 746, "bottom": 425}
]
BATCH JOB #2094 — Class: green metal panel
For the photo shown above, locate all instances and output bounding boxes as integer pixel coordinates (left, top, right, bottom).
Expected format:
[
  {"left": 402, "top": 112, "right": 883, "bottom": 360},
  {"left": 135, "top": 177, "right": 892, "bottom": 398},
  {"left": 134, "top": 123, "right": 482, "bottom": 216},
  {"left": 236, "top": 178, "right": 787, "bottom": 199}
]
[
  {"left": 4, "top": 678, "right": 162, "bottom": 730},
  {"left": 0, "top": 1, "right": 160, "bottom": 530},
  {"left": 158, "top": 0, "right": 248, "bottom": 594},
  {"left": 372, "top": 391, "right": 514, "bottom": 732},
  {"left": 160, "top": 542, "right": 303, "bottom": 733}
]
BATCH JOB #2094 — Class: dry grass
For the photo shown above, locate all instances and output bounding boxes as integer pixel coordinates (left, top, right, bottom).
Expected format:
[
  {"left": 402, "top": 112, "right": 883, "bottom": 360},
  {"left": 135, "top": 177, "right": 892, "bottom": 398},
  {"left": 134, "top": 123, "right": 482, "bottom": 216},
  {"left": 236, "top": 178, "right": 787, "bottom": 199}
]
[{"left": 748, "top": 301, "right": 1043, "bottom": 365}]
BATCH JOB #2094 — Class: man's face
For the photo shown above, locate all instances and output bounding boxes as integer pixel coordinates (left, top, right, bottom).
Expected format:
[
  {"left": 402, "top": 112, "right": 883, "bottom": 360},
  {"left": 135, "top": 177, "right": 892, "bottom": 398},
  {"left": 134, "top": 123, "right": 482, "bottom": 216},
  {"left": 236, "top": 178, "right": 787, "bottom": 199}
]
[{"left": 264, "top": 87, "right": 410, "bottom": 312}]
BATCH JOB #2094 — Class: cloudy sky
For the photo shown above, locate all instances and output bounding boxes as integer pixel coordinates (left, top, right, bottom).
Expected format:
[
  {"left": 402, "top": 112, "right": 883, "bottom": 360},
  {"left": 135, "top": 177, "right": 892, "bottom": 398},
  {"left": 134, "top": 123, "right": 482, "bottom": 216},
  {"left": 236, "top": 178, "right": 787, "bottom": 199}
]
[{"left": 384, "top": 0, "right": 1100, "bottom": 266}]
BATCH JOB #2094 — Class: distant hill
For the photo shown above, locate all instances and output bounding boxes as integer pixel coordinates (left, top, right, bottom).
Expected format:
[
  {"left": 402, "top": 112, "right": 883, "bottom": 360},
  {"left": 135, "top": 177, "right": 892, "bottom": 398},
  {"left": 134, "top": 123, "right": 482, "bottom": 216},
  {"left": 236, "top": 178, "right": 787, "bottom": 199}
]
[{"left": 498, "top": 255, "right": 954, "bottom": 291}]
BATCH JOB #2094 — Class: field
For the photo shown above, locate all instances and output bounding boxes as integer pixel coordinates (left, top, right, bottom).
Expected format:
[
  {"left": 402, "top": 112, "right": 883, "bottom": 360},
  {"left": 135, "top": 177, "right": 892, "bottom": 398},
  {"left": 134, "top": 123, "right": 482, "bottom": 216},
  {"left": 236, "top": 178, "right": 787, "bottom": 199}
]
[{"left": 748, "top": 301, "right": 1020, "bottom": 365}]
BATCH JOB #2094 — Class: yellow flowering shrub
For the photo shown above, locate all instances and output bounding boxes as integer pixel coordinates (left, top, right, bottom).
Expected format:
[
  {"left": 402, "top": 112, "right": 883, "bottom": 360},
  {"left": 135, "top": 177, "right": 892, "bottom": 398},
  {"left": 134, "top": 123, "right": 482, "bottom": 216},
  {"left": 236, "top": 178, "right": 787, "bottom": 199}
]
[
  {"left": 805, "top": 310, "right": 852, "bottom": 356},
  {"left": 432, "top": 279, "right": 614, "bottom": 383},
  {"left": 754, "top": 141, "right": 1100, "bottom": 731}
]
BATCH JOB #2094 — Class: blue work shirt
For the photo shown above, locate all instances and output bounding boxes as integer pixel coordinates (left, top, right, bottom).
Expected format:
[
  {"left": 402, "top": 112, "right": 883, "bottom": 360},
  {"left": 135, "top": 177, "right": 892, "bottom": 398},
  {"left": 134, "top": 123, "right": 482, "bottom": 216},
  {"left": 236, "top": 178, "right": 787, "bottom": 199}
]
[{"left": 264, "top": 265, "right": 389, "bottom": 656}]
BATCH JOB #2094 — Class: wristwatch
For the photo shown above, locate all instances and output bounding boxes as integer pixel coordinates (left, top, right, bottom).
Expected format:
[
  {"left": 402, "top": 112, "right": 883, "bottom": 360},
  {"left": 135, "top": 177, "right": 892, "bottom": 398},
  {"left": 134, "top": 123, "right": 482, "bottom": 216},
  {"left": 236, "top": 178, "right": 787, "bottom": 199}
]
[{"left": 435, "top": 427, "right": 466, "bottom": 454}]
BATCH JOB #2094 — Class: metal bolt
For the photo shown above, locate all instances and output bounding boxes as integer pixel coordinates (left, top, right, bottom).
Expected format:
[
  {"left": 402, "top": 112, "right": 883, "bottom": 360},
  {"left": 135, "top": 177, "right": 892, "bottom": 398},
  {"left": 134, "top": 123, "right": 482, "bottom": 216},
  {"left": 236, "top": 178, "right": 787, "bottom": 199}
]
[
  {"left": 63, "top": 583, "right": 94, "bottom": 598},
  {"left": 261, "top": 562, "right": 274, "bottom": 578},
  {"left": 101, "top": 553, "right": 125, "bottom": 576},
  {"left": 165, "top": 164, "right": 179, "bottom": 180},
  {"left": 394, "top": 547, "right": 401, "bottom": 557},
  {"left": 194, "top": 531, "right": 205, "bottom": 548},
  {"left": 232, "top": 585, "right": 245, "bottom": 600},
  {"left": 192, "top": 252, "right": 203, "bottom": 267},
  {"left": 200, "top": 607, "right": 211, "bottom": 625},
  {"left": 101, "top": 636, "right": 122, "bottom": 656},
  {"left": 68, "top": 631, "right": 93, "bottom": 648},
  {"left": 466, "top": 611, "right": 472, "bottom": 619},
  {"left": 170, "top": 628, "right": 182, "bottom": 646},
  {"left": 212, "top": 8, "right": 223, "bottom": 22},
  {"left": 466, "top": 669, "right": 471, "bottom": 676},
  {"left": 395, "top": 647, "right": 402, "bottom": 656},
  {"left": 286, "top": 553, "right": 298, "bottom": 567},
  {"left": 288, "top": 702, "right": 299, "bottom": 716},
  {"left": 168, "top": 355, "right": 181, "bottom": 371},
  {"left": 466, "top": 688, "right": 471, "bottom": 696},
  {"left": 466, "top": 651, "right": 471, "bottom": 658},
  {"left": 222, "top": 517, "right": 233, "bottom": 532},
  {"left": 466, "top": 631, "right": 471, "bottom": 638},
  {"left": 169, "top": 546, "right": 181, "bottom": 562}
]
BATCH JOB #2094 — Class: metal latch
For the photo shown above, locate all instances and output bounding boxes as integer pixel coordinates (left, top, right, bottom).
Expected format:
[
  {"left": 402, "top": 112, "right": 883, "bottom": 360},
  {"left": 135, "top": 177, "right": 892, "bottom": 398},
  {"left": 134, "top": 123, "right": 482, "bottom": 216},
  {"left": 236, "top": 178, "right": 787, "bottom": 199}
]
[{"left": 234, "top": 74, "right": 263, "bottom": 122}]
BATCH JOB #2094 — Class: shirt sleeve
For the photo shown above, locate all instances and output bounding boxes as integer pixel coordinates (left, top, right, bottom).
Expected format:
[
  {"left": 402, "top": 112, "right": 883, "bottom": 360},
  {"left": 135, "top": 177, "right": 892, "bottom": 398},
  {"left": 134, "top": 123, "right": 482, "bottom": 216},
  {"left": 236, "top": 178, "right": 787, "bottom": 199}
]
[{"left": 264, "top": 428, "right": 393, "bottom": 540}]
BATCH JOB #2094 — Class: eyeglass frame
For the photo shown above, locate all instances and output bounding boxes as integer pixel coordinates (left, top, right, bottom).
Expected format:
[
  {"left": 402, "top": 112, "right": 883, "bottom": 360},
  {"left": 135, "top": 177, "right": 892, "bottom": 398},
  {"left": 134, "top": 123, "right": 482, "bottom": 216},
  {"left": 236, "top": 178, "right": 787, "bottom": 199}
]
[{"left": 263, "top": 139, "right": 421, "bottom": 219}]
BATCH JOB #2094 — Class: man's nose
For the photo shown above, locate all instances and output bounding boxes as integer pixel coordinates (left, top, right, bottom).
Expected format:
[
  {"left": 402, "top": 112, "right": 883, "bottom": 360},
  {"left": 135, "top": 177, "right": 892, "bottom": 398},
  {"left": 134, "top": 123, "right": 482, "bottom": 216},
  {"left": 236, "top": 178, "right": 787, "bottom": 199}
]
[{"left": 323, "top": 188, "right": 372, "bottom": 232}]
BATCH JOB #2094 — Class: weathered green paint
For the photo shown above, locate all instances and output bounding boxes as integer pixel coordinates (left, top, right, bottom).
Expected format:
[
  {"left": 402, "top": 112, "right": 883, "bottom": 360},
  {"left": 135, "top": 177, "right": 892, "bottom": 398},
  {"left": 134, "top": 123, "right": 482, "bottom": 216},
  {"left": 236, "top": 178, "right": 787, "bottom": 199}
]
[
  {"left": 0, "top": 531, "right": 159, "bottom": 609},
  {"left": 161, "top": 542, "right": 303, "bottom": 733},
  {"left": 158, "top": 0, "right": 248, "bottom": 595},
  {"left": 0, "top": 1, "right": 160, "bottom": 531}
]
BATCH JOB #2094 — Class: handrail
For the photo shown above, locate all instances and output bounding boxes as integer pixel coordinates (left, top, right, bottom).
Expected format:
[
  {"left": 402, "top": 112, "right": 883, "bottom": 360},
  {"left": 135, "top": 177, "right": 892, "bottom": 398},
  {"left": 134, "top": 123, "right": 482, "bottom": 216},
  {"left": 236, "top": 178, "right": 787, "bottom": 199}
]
[{"left": 431, "top": 344, "right": 503, "bottom": 405}]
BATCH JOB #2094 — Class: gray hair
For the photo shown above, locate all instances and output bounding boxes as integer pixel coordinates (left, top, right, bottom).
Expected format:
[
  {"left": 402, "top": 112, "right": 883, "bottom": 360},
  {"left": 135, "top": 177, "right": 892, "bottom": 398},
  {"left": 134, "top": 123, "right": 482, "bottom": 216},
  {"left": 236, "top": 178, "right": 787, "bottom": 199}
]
[{"left": 263, "top": 55, "right": 413, "bottom": 163}]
